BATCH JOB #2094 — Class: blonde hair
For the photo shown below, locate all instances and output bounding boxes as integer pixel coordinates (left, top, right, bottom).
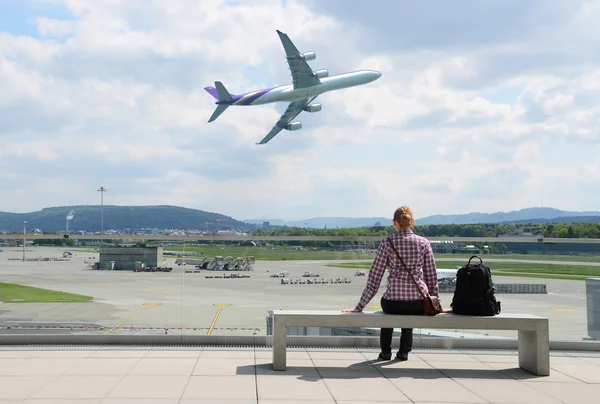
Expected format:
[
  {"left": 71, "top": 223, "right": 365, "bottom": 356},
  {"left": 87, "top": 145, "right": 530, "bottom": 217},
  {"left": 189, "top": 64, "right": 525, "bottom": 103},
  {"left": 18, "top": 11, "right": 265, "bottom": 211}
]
[{"left": 393, "top": 206, "right": 414, "bottom": 229}]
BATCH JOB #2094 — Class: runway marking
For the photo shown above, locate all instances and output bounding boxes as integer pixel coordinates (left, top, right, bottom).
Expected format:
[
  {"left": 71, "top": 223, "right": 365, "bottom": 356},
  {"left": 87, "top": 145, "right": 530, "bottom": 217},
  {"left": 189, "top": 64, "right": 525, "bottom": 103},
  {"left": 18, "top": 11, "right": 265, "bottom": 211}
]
[
  {"left": 552, "top": 307, "right": 576, "bottom": 312},
  {"left": 103, "top": 303, "right": 161, "bottom": 335},
  {"left": 207, "top": 303, "right": 230, "bottom": 335}
]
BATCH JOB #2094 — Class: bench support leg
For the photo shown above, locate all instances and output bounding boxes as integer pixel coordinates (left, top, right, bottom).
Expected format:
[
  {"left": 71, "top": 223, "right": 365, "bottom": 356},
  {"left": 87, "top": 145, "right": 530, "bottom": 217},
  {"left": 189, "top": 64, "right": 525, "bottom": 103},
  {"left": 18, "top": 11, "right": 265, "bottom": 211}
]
[
  {"left": 518, "top": 327, "right": 550, "bottom": 376},
  {"left": 272, "top": 318, "right": 287, "bottom": 371}
]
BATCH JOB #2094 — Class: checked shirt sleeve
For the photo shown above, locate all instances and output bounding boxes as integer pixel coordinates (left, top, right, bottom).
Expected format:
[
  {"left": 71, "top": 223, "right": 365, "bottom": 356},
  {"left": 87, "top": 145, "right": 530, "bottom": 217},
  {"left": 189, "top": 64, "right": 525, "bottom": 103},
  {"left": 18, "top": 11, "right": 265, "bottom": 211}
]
[
  {"left": 422, "top": 240, "right": 439, "bottom": 297},
  {"left": 356, "top": 239, "right": 389, "bottom": 311}
]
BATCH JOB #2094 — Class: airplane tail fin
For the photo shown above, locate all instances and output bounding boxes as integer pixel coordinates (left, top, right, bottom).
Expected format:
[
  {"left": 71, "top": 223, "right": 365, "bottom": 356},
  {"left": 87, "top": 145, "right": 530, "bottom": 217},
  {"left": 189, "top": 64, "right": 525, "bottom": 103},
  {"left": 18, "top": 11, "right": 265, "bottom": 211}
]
[
  {"left": 214, "top": 81, "right": 232, "bottom": 101},
  {"left": 205, "top": 81, "right": 233, "bottom": 123},
  {"left": 204, "top": 81, "right": 232, "bottom": 102},
  {"left": 204, "top": 86, "right": 220, "bottom": 101}
]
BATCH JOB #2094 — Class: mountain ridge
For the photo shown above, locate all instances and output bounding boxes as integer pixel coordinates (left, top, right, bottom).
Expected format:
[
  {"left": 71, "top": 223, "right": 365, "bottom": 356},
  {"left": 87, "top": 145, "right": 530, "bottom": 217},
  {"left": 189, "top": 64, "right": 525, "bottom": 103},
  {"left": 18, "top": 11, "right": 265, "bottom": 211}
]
[
  {"left": 246, "top": 207, "right": 600, "bottom": 228},
  {"left": 416, "top": 207, "right": 600, "bottom": 225},
  {"left": 0, "top": 205, "right": 251, "bottom": 232},
  {"left": 1, "top": 206, "right": 599, "bottom": 232}
]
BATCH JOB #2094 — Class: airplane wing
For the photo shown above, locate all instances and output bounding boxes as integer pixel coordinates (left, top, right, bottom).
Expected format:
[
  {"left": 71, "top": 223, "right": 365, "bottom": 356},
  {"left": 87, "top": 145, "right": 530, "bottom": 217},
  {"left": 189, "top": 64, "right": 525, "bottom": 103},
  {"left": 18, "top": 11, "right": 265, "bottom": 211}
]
[
  {"left": 276, "top": 30, "right": 320, "bottom": 89},
  {"left": 256, "top": 97, "right": 316, "bottom": 145}
]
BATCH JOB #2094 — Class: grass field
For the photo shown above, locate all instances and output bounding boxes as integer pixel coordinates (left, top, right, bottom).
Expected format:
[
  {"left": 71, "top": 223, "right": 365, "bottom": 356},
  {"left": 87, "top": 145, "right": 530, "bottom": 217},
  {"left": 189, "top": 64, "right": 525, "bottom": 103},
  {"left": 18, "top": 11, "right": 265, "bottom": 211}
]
[
  {"left": 435, "top": 253, "right": 600, "bottom": 262},
  {"left": 326, "top": 261, "right": 600, "bottom": 281},
  {"left": 0, "top": 283, "right": 93, "bottom": 303},
  {"left": 163, "top": 246, "right": 600, "bottom": 262}
]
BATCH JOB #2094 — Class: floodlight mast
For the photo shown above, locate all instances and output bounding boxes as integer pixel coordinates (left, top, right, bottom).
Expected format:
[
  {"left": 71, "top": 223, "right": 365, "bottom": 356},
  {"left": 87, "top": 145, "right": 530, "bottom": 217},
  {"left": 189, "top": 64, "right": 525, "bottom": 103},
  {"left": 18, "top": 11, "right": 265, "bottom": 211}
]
[{"left": 97, "top": 186, "right": 107, "bottom": 234}]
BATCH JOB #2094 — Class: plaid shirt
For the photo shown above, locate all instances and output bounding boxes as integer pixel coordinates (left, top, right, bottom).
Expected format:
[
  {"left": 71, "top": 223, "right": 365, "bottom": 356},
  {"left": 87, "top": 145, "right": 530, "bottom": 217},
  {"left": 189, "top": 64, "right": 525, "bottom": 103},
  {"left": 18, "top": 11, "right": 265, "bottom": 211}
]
[{"left": 356, "top": 230, "right": 439, "bottom": 311}]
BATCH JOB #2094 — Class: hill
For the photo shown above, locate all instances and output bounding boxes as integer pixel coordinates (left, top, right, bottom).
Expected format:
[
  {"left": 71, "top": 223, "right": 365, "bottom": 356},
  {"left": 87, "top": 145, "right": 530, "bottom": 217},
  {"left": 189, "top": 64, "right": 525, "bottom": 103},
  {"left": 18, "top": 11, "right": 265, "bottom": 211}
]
[
  {"left": 414, "top": 207, "right": 600, "bottom": 225},
  {"left": 502, "top": 215, "right": 600, "bottom": 224},
  {"left": 2, "top": 206, "right": 598, "bottom": 233},
  {"left": 0, "top": 205, "right": 252, "bottom": 233},
  {"left": 247, "top": 208, "right": 600, "bottom": 228}
]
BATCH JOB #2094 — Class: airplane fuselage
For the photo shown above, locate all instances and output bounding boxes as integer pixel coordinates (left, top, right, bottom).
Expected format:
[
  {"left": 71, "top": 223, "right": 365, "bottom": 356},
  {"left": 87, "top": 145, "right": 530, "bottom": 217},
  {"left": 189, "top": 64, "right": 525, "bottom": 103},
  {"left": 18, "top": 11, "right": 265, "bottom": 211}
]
[{"left": 222, "top": 70, "right": 381, "bottom": 106}]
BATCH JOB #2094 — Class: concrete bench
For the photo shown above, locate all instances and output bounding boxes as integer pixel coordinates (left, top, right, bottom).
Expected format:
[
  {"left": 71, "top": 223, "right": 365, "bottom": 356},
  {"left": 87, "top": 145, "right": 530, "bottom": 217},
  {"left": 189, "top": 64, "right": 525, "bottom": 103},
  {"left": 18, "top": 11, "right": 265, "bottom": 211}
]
[{"left": 271, "top": 310, "right": 550, "bottom": 376}]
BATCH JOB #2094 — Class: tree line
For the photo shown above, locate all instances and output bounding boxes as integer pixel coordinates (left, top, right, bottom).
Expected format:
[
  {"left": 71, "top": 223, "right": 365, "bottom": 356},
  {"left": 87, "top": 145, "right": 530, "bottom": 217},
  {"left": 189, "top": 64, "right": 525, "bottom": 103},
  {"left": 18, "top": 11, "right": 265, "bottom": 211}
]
[{"left": 253, "top": 222, "right": 600, "bottom": 238}]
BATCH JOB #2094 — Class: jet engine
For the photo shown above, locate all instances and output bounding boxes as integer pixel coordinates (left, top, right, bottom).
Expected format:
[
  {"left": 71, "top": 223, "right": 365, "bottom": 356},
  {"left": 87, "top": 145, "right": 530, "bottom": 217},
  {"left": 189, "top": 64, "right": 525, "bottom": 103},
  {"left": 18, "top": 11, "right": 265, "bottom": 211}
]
[
  {"left": 301, "top": 51, "right": 316, "bottom": 61},
  {"left": 285, "top": 121, "right": 302, "bottom": 131},
  {"left": 304, "top": 103, "right": 322, "bottom": 113},
  {"left": 313, "top": 69, "right": 328, "bottom": 79}
]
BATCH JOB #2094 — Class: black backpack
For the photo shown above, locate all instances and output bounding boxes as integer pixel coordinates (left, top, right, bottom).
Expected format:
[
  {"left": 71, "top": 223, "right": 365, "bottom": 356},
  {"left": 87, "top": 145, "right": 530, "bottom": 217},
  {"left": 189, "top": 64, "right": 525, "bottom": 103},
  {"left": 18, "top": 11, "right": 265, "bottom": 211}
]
[{"left": 450, "top": 256, "right": 501, "bottom": 316}]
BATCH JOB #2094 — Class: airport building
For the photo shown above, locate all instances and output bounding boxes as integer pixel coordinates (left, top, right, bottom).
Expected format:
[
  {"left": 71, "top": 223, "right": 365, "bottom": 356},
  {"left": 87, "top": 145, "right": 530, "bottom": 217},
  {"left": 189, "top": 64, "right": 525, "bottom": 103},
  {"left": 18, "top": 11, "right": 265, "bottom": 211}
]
[
  {"left": 429, "top": 240, "right": 481, "bottom": 254},
  {"left": 98, "top": 246, "right": 163, "bottom": 270}
]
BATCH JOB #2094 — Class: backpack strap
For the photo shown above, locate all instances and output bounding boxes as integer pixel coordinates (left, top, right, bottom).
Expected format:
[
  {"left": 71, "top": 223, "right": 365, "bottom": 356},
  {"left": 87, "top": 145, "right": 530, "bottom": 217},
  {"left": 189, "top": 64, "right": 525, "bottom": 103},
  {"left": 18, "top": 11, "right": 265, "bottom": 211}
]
[
  {"left": 387, "top": 237, "right": 428, "bottom": 300},
  {"left": 468, "top": 255, "right": 483, "bottom": 265}
]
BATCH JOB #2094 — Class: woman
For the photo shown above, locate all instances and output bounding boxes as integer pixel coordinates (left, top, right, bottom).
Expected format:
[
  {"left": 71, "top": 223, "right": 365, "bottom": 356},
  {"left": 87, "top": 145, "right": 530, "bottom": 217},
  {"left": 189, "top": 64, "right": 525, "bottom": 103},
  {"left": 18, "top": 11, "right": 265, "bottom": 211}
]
[{"left": 342, "top": 206, "right": 439, "bottom": 361}]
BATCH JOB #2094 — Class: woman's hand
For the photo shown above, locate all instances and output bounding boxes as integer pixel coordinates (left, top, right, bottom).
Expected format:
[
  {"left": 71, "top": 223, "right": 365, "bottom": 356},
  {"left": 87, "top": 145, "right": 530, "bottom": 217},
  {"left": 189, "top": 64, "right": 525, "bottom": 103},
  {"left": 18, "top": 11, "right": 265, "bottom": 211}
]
[{"left": 342, "top": 307, "right": 361, "bottom": 313}]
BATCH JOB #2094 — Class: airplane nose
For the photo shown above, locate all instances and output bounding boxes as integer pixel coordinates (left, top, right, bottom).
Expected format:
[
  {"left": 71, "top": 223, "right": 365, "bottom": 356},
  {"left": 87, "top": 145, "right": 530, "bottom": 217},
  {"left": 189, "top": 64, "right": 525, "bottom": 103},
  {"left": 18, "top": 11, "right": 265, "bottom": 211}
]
[{"left": 371, "top": 71, "right": 382, "bottom": 81}]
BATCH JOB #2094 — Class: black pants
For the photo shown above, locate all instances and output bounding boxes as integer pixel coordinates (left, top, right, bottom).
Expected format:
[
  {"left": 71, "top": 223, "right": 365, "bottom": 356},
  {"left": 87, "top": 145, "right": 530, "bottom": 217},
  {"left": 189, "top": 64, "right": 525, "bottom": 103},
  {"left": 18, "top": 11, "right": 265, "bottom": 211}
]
[{"left": 380, "top": 297, "right": 425, "bottom": 355}]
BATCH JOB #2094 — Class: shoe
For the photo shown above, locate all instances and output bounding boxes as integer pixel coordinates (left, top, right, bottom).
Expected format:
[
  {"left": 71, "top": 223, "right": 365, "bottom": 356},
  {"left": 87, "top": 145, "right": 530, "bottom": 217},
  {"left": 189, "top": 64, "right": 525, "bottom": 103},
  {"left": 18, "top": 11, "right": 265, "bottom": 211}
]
[
  {"left": 378, "top": 352, "right": 392, "bottom": 360},
  {"left": 396, "top": 352, "right": 408, "bottom": 361}
]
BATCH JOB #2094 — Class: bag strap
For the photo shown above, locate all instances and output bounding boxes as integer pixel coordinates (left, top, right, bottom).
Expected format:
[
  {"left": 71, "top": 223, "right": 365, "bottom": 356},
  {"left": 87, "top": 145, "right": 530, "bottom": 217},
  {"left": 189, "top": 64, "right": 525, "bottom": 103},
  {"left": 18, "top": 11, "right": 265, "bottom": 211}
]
[
  {"left": 468, "top": 255, "right": 482, "bottom": 265},
  {"left": 387, "top": 237, "right": 427, "bottom": 300}
]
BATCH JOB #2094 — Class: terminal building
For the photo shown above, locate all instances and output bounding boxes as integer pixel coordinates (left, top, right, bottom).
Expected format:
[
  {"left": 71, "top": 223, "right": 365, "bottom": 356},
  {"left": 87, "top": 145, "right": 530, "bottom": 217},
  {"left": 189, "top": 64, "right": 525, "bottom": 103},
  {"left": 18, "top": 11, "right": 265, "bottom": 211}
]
[
  {"left": 429, "top": 241, "right": 482, "bottom": 254},
  {"left": 98, "top": 246, "right": 163, "bottom": 270}
]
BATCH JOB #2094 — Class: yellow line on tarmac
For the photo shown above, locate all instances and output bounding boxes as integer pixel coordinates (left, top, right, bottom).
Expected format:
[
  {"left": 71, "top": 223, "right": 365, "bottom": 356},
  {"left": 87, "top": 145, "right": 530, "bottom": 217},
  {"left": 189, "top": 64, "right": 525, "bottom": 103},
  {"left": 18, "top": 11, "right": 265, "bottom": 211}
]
[
  {"left": 207, "top": 308, "right": 223, "bottom": 335},
  {"left": 104, "top": 304, "right": 157, "bottom": 335}
]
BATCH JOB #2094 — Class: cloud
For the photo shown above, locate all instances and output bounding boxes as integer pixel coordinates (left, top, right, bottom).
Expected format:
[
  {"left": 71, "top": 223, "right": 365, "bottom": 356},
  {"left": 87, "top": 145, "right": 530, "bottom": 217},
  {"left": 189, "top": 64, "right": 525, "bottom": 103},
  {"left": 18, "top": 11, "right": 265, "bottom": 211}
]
[{"left": 0, "top": 0, "right": 599, "bottom": 221}]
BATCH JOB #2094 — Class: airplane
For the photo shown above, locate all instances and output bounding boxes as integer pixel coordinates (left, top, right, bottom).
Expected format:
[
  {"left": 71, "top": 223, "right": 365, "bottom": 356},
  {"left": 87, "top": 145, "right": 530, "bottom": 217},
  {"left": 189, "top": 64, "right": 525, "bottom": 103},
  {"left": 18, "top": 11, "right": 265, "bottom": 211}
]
[
  {"left": 437, "top": 267, "right": 460, "bottom": 280},
  {"left": 380, "top": 266, "right": 458, "bottom": 280},
  {"left": 204, "top": 29, "right": 382, "bottom": 144}
]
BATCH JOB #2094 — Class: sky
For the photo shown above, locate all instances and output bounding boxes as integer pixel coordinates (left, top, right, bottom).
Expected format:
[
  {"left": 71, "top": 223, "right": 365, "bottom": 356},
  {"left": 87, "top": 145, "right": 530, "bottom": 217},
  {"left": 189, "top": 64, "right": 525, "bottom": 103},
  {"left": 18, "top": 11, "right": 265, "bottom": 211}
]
[{"left": 0, "top": 0, "right": 599, "bottom": 221}]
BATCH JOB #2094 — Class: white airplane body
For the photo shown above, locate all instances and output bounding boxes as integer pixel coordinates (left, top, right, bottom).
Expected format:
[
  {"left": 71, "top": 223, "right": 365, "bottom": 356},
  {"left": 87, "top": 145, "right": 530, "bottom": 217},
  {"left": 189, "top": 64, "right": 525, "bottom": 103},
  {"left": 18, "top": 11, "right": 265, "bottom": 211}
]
[
  {"left": 205, "top": 30, "right": 381, "bottom": 144},
  {"left": 379, "top": 266, "right": 459, "bottom": 280},
  {"left": 437, "top": 268, "right": 460, "bottom": 280},
  {"left": 227, "top": 71, "right": 380, "bottom": 106}
]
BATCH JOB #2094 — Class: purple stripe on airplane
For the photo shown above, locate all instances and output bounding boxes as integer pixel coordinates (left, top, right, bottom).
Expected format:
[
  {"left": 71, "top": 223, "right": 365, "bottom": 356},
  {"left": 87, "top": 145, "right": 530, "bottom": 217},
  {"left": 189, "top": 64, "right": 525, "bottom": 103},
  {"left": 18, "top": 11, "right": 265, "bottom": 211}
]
[{"left": 205, "top": 86, "right": 243, "bottom": 103}]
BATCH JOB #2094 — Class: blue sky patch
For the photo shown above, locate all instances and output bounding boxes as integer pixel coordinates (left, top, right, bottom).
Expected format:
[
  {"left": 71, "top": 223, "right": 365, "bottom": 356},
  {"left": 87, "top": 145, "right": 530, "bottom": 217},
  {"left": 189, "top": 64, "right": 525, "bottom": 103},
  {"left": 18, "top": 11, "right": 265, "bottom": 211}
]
[
  {"left": 0, "top": 0, "right": 72, "bottom": 38},
  {"left": 480, "top": 85, "right": 525, "bottom": 105}
]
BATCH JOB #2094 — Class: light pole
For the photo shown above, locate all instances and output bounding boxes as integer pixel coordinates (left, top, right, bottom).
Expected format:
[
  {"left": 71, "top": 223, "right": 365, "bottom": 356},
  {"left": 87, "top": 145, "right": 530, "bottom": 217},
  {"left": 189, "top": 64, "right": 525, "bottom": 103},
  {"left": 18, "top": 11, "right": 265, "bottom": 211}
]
[
  {"left": 97, "top": 186, "right": 107, "bottom": 234},
  {"left": 22, "top": 221, "right": 26, "bottom": 261}
]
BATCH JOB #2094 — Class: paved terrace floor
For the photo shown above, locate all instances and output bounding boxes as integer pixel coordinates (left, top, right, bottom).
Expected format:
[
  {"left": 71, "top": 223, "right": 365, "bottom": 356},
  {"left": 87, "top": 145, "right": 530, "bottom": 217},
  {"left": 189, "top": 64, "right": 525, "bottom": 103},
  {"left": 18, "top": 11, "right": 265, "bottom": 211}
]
[{"left": 0, "top": 347, "right": 599, "bottom": 403}]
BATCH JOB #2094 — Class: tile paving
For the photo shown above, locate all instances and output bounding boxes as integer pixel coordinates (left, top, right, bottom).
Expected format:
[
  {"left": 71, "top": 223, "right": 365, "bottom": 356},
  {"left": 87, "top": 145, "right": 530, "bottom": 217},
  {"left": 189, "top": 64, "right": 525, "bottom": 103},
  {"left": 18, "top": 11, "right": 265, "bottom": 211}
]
[{"left": 0, "top": 347, "right": 598, "bottom": 403}]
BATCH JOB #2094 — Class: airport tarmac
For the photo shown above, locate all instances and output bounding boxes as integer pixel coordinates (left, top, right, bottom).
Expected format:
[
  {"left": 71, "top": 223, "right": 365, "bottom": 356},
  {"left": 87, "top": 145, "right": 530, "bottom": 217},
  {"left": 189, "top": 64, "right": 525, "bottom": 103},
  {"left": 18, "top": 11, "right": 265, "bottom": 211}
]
[{"left": 0, "top": 247, "right": 593, "bottom": 341}]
